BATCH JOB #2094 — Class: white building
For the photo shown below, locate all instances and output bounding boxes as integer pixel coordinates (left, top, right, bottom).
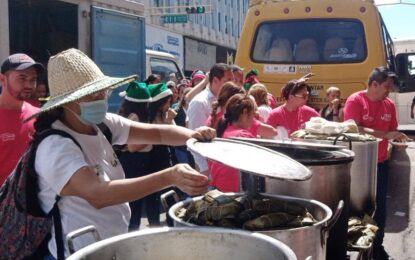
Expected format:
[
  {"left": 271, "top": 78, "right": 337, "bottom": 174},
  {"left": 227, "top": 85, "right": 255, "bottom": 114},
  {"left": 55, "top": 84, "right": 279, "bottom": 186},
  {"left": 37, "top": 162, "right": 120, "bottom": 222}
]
[{"left": 394, "top": 38, "right": 415, "bottom": 54}]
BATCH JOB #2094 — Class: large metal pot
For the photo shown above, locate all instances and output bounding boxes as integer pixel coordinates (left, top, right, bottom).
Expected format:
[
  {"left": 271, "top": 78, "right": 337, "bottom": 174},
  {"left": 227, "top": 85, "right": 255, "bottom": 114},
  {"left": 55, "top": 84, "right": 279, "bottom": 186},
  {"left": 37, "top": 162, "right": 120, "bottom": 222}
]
[
  {"left": 299, "top": 136, "right": 379, "bottom": 216},
  {"left": 67, "top": 226, "right": 297, "bottom": 260},
  {"left": 231, "top": 137, "right": 354, "bottom": 260},
  {"left": 168, "top": 192, "right": 337, "bottom": 260}
]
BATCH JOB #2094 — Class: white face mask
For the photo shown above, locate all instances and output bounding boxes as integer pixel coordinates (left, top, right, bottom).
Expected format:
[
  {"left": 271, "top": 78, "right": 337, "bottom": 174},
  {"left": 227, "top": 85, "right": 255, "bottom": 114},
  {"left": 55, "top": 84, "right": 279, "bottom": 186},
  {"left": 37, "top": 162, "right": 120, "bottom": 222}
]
[
  {"left": 65, "top": 99, "right": 108, "bottom": 125},
  {"left": 78, "top": 99, "right": 108, "bottom": 125}
]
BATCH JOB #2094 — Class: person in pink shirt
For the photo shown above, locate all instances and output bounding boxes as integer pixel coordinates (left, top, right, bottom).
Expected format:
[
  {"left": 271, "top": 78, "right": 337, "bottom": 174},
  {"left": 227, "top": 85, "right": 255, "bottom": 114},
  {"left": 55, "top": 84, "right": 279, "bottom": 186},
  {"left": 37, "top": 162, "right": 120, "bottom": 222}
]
[
  {"left": 265, "top": 79, "right": 319, "bottom": 136},
  {"left": 206, "top": 81, "right": 245, "bottom": 128},
  {"left": 206, "top": 81, "right": 277, "bottom": 138},
  {"left": 0, "top": 53, "right": 44, "bottom": 185},
  {"left": 208, "top": 94, "right": 258, "bottom": 192},
  {"left": 343, "top": 66, "right": 408, "bottom": 260}
]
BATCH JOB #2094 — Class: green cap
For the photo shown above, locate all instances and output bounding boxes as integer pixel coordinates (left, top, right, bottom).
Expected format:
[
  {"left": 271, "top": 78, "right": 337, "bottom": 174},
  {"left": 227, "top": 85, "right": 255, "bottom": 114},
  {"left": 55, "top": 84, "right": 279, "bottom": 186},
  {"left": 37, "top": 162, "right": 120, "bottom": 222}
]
[
  {"left": 148, "top": 83, "right": 173, "bottom": 102},
  {"left": 119, "top": 81, "right": 152, "bottom": 103}
]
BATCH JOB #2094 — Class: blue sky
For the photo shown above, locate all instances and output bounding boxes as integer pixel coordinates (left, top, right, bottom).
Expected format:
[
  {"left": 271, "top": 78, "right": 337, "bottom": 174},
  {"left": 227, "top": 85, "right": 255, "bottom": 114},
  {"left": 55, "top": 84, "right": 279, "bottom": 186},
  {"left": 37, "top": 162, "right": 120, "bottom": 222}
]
[{"left": 378, "top": 4, "right": 415, "bottom": 40}]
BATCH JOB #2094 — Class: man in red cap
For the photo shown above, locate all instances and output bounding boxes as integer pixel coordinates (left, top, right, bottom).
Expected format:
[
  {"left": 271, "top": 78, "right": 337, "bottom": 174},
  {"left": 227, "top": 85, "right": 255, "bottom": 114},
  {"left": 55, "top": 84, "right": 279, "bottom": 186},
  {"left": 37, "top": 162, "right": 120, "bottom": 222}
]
[{"left": 0, "top": 53, "right": 44, "bottom": 185}]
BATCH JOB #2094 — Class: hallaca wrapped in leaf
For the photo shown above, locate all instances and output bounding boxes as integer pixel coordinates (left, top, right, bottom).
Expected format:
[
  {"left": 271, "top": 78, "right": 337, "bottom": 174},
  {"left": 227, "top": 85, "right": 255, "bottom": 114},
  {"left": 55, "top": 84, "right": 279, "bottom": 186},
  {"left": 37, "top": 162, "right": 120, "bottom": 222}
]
[
  {"left": 178, "top": 190, "right": 318, "bottom": 230},
  {"left": 250, "top": 198, "right": 307, "bottom": 215},
  {"left": 243, "top": 212, "right": 297, "bottom": 230}
]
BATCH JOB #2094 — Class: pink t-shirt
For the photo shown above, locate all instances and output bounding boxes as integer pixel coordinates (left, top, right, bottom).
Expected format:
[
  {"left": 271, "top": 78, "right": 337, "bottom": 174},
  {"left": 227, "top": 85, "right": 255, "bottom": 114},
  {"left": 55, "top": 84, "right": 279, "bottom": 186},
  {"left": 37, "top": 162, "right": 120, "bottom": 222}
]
[
  {"left": 343, "top": 91, "right": 397, "bottom": 162},
  {"left": 265, "top": 105, "right": 319, "bottom": 136},
  {"left": 206, "top": 111, "right": 261, "bottom": 137},
  {"left": 208, "top": 124, "right": 256, "bottom": 192},
  {"left": 0, "top": 102, "right": 39, "bottom": 185}
]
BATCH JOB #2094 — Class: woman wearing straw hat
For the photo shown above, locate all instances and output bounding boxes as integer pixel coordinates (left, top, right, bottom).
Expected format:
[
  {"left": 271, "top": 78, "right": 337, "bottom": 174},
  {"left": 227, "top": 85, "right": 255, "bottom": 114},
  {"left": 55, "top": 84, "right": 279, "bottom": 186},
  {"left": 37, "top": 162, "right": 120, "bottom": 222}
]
[{"left": 29, "top": 49, "right": 213, "bottom": 258}]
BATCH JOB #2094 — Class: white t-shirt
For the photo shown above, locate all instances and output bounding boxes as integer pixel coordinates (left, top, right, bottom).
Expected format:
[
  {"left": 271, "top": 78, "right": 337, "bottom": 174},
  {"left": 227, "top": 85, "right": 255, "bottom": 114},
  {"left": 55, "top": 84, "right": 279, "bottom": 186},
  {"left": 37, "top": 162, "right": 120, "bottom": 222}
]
[
  {"left": 186, "top": 88, "right": 216, "bottom": 172},
  {"left": 36, "top": 113, "right": 132, "bottom": 257},
  {"left": 258, "top": 104, "right": 272, "bottom": 122}
]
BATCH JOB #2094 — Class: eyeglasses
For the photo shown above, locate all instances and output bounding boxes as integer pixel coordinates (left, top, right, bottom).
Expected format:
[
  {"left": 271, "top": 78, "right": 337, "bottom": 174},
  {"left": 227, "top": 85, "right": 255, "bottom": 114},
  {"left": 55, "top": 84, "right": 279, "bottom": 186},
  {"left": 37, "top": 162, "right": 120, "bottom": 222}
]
[{"left": 293, "top": 92, "right": 309, "bottom": 99}]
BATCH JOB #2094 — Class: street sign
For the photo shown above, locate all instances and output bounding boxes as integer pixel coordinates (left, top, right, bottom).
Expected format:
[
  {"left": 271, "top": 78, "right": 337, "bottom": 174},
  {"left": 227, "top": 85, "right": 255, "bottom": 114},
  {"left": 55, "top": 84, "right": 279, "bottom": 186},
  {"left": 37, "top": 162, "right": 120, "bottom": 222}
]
[{"left": 161, "top": 14, "right": 188, "bottom": 24}]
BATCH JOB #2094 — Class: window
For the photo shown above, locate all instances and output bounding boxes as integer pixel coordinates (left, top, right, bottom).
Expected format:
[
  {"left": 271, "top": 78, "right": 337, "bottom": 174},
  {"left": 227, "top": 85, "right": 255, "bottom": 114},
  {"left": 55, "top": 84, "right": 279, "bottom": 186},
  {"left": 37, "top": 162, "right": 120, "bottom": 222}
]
[
  {"left": 149, "top": 58, "right": 182, "bottom": 82},
  {"left": 218, "top": 13, "right": 221, "bottom": 32},
  {"left": 251, "top": 19, "right": 366, "bottom": 64},
  {"left": 409, "top": 54, "right": 415, "bottom": 76},
  {"left": 225, "top": 15, "right": 228, "bottom": 33},
  {"left": 231, "top": 18, "right": 234, "bottom": 37}
]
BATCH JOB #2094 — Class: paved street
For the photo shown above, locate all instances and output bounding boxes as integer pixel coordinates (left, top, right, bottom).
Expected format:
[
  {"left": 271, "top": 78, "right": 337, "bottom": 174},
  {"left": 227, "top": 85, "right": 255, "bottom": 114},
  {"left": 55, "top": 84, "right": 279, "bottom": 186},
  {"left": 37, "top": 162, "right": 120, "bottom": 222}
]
[{"left": 382, "top": 134, "right": 415, "bottom": 260}]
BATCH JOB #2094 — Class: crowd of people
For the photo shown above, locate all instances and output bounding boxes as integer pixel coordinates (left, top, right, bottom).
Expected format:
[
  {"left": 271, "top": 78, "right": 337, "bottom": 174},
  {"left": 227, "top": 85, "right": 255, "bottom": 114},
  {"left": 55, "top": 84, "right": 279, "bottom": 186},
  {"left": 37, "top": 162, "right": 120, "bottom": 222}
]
[{"left": 0, "top": 48, "right": 408, "bottom": 259}]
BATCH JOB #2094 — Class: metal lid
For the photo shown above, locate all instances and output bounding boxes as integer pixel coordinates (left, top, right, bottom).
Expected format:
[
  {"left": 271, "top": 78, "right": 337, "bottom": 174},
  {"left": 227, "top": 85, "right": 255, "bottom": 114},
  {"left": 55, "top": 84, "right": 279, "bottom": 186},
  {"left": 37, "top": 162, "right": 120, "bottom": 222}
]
[
  {"left": 187, "top": 138, "right": 312, "bottom": 181},
  {"left": 230, "top": 137, "right": 346, "bottom": 151},
  {"left": 229, "top": 137, "right": 354, "bottom": 166}
]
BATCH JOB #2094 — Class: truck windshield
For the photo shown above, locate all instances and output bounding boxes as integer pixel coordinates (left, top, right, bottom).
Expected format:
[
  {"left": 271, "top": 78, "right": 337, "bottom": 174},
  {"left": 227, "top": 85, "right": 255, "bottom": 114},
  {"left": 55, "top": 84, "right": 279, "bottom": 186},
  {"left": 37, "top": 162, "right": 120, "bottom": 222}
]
[
  {"left": 149, "top": 58, "right": 183, "bottom": 82},
  {"left": 251, "top": 19, "right": 366, "bottom": 64}
]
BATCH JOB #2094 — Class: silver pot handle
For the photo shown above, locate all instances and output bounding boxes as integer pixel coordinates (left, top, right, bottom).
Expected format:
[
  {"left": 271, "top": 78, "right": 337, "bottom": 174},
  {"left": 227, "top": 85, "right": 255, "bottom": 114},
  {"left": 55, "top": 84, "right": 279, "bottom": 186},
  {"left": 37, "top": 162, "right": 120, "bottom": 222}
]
[
  {"left": 160, "top": 190, "right": 180, "bottom": 214},
  {"left": 333, "top": 134, "right": 352, "bottom": 150},
  {"left": 325, "top": 200, "right": 344, "bottom": 232},
  {"left": 320, "top": 200, "right": 344, "bottom": 247},
  {"left": 67, "top": 225, "right": 101, "bottom": 254}
]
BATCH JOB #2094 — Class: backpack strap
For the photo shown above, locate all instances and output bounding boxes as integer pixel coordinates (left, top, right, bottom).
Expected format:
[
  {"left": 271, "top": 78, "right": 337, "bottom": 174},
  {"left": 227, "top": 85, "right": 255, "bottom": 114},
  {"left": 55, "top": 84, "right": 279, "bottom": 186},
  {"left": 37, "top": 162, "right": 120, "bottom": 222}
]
[
  {"left": 32, "top": 129, "right": 83, "bottom": 260},
  {"left": 97, "top": 122, "right": 112, "bottom": 144},
  {"left": 51, "top": 196, "right": 64, "bottom": 260}
]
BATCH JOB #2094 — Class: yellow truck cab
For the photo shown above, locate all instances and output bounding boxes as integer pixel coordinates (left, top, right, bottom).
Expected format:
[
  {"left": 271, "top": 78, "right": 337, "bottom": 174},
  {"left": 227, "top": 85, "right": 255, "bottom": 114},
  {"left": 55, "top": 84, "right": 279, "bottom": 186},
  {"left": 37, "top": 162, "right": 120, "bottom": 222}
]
[{"left": 236, "top": 0, "right": 414, "bottom": 113}]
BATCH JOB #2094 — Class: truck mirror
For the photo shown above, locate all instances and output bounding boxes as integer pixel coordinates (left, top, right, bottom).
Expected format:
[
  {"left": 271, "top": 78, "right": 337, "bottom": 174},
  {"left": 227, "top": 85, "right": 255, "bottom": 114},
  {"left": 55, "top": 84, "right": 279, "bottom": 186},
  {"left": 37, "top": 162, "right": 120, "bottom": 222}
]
[
  {"left": 395, "top": 52, "right": 415, "bottom": 93},
  {"left": 396, "top": 53, "right": 415, "bottom": 77}
]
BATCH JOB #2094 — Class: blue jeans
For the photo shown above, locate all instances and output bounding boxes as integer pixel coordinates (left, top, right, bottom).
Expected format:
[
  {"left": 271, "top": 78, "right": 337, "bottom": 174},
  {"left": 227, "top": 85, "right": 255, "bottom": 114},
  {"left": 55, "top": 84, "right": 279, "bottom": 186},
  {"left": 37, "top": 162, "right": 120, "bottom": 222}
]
[{"left": 44, "top": 253, "right": 56, "bottom": 260}]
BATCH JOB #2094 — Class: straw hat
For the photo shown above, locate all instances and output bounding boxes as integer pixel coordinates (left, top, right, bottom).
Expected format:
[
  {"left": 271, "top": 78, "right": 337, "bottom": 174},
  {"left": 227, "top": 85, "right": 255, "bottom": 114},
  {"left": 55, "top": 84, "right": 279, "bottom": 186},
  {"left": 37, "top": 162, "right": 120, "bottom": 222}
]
[{"left": 27, "top": 48, "right": 137, "bottom": 119}]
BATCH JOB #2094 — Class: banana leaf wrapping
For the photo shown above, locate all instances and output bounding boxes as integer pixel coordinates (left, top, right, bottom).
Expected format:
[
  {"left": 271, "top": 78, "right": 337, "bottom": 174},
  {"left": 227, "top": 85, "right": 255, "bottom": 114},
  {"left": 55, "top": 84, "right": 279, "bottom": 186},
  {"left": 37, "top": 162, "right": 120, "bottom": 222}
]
[
  {"left": 347, "top": 214, "right": 378, "bottom": 249},
  {"left": 243, "top": 212, "right": 297, "bottom": 230},
  {"left": 177, "top": 190, "right": 317, "bottom": 230}
]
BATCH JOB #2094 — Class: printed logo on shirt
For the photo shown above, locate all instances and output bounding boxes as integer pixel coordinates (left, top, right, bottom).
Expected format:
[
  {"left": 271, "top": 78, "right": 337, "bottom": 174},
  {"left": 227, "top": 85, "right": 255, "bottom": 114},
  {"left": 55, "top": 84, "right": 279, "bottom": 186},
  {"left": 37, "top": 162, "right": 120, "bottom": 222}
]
[
  {"left": 381, "top": 114, "right": 392, "bottom": 122},
  {"left": 362, "top": 114, "right": 374, "bottom": 121},
  {"left": 111, "top": 152, "right": 119, "bottom": 167},
  {"left": 0, "top": 133, "right": 16, "bottom": 142}
]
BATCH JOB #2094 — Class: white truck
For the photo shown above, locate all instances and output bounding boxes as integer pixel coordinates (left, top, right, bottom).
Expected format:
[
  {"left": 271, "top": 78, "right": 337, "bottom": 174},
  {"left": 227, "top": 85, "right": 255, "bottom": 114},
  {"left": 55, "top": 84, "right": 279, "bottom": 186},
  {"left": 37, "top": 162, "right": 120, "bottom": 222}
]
[
  {"left": 146, "top": 49, "right": 185, "bottom": 83},
  {"left": 389, "top": 38, "right": 415, "bottom": 126}
]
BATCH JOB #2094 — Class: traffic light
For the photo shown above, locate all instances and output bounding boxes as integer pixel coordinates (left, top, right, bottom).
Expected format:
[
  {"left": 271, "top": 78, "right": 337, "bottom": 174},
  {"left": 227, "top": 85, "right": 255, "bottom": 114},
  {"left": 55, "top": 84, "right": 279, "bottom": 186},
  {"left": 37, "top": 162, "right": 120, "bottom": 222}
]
[
  {"left": 186, "top": 6, "right": 205, "bottom": 14},
  {"left": 196, "top": 6, "right": 205, "bottom": 13}
]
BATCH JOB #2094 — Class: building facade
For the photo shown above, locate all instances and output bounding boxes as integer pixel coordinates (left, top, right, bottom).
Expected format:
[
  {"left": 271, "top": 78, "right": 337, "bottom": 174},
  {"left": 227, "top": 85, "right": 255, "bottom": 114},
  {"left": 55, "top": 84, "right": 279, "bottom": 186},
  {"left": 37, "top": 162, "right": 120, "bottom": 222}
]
[
  {"left": 0, "top": 0, "right": 249, "bottom": 77},
  {"left": 142, "top": 0, "right": 249, "bottom": 74}
]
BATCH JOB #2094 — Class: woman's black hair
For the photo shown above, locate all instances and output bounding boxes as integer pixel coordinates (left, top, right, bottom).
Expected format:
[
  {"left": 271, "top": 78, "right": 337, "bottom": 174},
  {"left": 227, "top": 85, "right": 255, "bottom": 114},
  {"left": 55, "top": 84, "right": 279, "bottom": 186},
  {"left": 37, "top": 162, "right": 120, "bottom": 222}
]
[
  {"left": 144, "top": 74, "right": 161, "bottom": 85},
  {"left": 33, "top": 107, "right": 65, "bottom": 139},
  {"left": 281, "top": 80, "right": 309, "bottom": 100},
  {"left": 118, "top": 99, "right": 149, "bottom": 123},
  {"left": 149, "top": 95, "right": 172, "bottom": 123}
]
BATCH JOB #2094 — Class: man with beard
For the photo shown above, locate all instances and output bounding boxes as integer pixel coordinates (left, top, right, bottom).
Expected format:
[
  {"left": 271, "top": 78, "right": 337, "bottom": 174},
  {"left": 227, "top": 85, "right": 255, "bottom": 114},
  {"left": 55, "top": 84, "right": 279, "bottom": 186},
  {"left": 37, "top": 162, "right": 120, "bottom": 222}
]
[
  {"left": 344, "top": 66, "right": 408, "bottom": 260},
  {"left": 0, "top": 53, "right": 44, "bottom": 185}
]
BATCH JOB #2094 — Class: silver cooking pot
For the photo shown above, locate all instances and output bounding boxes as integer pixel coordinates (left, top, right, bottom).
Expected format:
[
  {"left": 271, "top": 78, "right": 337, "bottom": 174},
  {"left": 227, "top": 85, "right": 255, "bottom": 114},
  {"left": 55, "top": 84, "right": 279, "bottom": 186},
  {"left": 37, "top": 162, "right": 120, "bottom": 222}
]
[
  {"left": 166, "top": 192, "right": 339, "bottom": 260},
  {"left": 66, "top": 226, "right": 297, "bottom": 260},
  {"left": 231, "top": 137, "right": 354, "bottom": 260},
  {"left": 298, "top": 135, "right": 379, "bottom": 216}
]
